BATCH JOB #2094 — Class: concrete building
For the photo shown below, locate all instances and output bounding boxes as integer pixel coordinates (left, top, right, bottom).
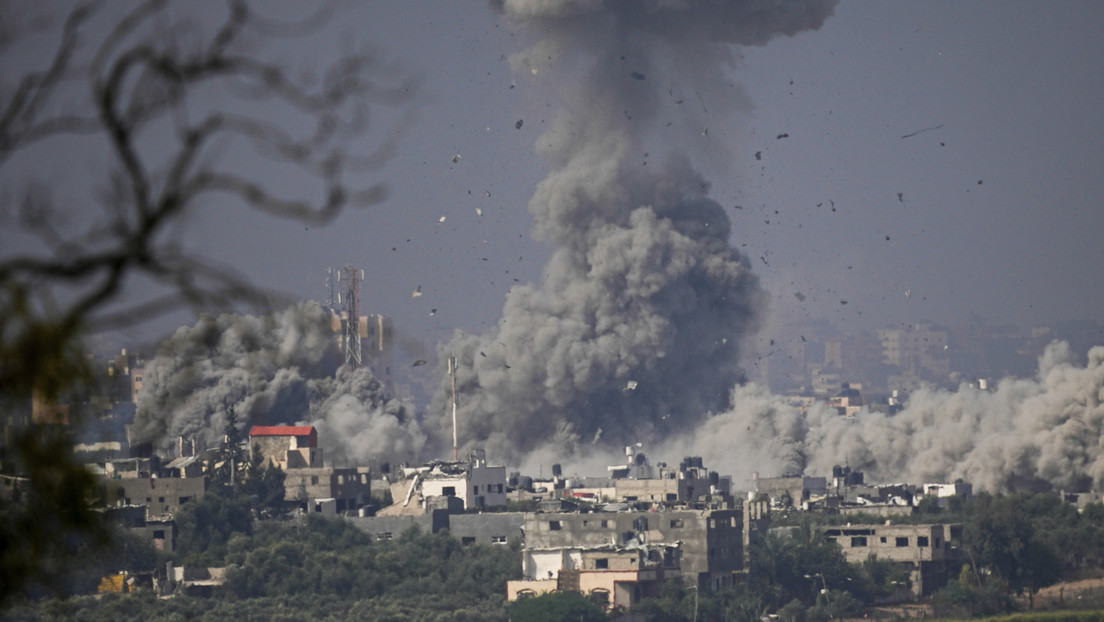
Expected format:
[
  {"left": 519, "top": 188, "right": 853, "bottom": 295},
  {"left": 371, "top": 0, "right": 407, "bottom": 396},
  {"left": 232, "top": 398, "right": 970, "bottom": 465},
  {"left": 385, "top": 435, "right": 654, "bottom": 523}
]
[
  {"left": 754, "top": 475, "right": 828, "bottom": 509},
  {"left": 103, "top": 475, "right": 206, "bottom": 517},
  {"left": 560, "top": 450, "right": 731, "bottom": 505},
  {"left": 284, "top": 466, "right": 372, "bottom": 514},
  {"left": 378, "top": 450, "right": 507, "bottom": 515},
  {"left": 519, "top": 507, "right": 746, "bottom": 591},
  {"left": 508, "top": 544, "right": 681, "bottom": 610},
  {"left": 823, "top": 523, "right": 960, "bottom": 597},
  {"left": 249, "top": 425, "right": 322, "bottom": 469}
]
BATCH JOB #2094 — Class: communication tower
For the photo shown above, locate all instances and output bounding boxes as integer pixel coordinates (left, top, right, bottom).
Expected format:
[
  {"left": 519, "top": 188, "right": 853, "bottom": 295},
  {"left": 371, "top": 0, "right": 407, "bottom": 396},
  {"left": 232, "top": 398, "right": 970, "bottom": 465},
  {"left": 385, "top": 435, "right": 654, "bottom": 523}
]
[{"left": 342, "top": 266, "right": 364, "bottom": 370}]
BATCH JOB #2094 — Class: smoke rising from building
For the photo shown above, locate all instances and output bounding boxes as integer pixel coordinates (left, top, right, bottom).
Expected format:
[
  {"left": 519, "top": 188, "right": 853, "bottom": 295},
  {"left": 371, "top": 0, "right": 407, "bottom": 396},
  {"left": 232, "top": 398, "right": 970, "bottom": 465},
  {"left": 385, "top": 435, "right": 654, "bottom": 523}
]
[
  {"left": 428, "top": 1, "right": 837, "bottom": 461},
  {"left": 665, "top": 341, "right": 1104, "bottom": 493},
  {"left": 133, "top": 302, "right": 424, "bottom": 463}
]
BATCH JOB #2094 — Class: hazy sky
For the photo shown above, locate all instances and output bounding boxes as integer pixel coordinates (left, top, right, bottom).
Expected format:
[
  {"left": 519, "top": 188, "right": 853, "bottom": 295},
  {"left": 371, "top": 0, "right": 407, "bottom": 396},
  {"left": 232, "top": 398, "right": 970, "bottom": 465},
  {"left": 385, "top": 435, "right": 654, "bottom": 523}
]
[{"left": 7, "top": 0, "right": 1104, "bottom": 356}]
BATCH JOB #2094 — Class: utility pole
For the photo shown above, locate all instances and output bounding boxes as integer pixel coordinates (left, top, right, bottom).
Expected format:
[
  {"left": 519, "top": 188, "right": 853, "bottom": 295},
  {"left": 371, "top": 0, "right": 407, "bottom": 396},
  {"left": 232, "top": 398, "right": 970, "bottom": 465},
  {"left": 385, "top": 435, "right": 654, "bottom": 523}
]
[
  {"left": 342, "top": 266, "right": 363, "bottom": 370},
  {"left": 448, "top": 355, "right": 458, "bottom": 461}
]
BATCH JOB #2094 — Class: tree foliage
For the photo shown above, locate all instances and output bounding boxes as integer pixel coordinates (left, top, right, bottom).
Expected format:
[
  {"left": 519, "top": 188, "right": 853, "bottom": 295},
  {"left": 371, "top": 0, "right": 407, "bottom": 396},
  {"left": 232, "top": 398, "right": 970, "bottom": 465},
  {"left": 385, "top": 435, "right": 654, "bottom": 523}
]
[{"left": 0, "top": 0, "right": 412, "bottom": 607}]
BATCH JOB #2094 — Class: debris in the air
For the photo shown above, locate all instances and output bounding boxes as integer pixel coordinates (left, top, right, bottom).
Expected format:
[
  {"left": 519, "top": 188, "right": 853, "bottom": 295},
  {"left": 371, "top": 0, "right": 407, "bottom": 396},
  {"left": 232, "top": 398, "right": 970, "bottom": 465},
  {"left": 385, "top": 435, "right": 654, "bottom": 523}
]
[
  {"left": 900, "top": 124, "right": 944, "bottom": 139},
  {"left": 412, "top": 360, "right": 427, "bottom": 367},
  {"left": 430, "top": 308, "right": 437, "bottom": 315},
  {"left": 905, "top": 290, "right": 911, "bottom": 298},
  {"left": 452, "top": 154, "right": 461, "bottom": 163},
  {"left": 438, "top": 216, "right": 446, "bottom": 223},
  {"left": 840, "top": 300, "right": 848, "bottom": 305},
  {"left": 480, "top": 351, "right": 486, "bottom": 357},
  {"left": 897, "top": 192, "right": 904, "bottom": 202},
  {"left": 755, "top": 151, "right": 762, "bottom": 161},
  {"left": 625, "top": 380, "right": 638, "bottom": 391},
  {"left": 885, "top": 235, "right": 891, "bottom": 241},
  {"left": 776, "top": 132, "right": 789, "bottom": 139},
  {"left": 412, "top": 286, "right": 422, "bottom": 297},
  {"left": 476, "top": 208, "right": 483, "bottom": 216},
  {"left": 515, "top": 119, "right": 523, "bottom": 129},
  {"left": 630, "top": 71, "right": 646, "bottom": 80},
  {"left": 977, "top": 179, "right": 983, "bottom": 185},
  {"left": 794, "top": 292, "right": 806, "bottom": 301}
]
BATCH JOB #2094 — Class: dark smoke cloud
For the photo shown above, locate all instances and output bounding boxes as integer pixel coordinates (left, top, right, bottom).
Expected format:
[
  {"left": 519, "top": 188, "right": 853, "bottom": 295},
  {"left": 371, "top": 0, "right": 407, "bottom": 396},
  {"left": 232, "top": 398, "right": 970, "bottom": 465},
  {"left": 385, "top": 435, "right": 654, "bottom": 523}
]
[
  {"left": 668, "top": 341, "right": 1104, "bottom": 493},
  {"left": 431, "top": 1, "right": 836, "bottom": 462},
  {"left": 133, "top": 302, "right": 423, "bottom": 463}
]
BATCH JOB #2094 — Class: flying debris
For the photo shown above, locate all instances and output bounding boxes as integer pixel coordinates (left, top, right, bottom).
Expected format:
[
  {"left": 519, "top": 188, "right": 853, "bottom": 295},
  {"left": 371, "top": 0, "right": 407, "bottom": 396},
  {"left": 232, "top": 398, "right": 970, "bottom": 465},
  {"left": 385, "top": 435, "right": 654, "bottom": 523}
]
[
  {"left": 897, "top": 192, "right": 904, "bottom": 202},
  {"left": 413, "top": 360, "right": 428, "bottom": 367},
  {"left": 755, "top": 151, "right": 762, "bottom": 160},
  {"left": 776, "top": 132, "right": 789, "bottom": 139},
  {"left": 476, "top": 208, "right": 483, "bottom": 216},
  {"left": 438, "top": 216, "right": 447, "bottom": 223},
  {"left": 905, "top": 290, "right": 912, "bottom": 298},
  {"left": 794, "top": 292, "right": 806, "bottom": 302},
  {"left": 412, "top": 286, "right": 422, "bottom": 297},
  {"left": 625, "top": 380, "right": 638, "bottom": 391},
  {"left": 840, "top": 300, "right": 848, "bottom": 305},
  {"left": 452, "top": 154, "right": 461, "bottom": 163},
  {"left": 515, "top": 119, "right": 524, "bottom": 129},
  {"left": 900, "top": 124, "right": 944, "bottom": 139},
  {"left": 630, "top": 71, "right": 646, "bottom": 80},
  {"left": 430, "top": 308, "right": 437, "bottom": 315}
]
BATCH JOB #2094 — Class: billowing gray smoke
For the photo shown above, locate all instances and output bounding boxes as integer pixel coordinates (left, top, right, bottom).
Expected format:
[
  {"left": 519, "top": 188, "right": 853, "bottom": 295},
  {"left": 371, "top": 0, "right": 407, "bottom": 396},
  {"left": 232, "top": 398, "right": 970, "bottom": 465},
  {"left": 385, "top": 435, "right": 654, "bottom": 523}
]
[
  {"left": 133, "top": 302, "right": 424, "bottom": 463},
  {"left": 431, "top": 1, "right": 837, "bottom": 461},
  {"left": 667, "top": 341, "right": 1104, "bottom": 493}
]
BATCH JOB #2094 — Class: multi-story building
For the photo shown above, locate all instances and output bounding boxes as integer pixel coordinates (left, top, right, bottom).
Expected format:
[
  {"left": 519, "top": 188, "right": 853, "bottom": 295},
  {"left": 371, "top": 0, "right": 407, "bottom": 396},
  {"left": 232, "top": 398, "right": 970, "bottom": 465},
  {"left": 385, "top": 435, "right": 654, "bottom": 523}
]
[
  {"left": 516, "top": 506, "right": 746, "bottom": 592},
  {"left": 823, "top": 523, "right": 960, "bottom": 597},
  {"left": 379, "top": 450, "right": 506, "bottom": 515},
  {"left": 249, "top": 424, "right": 371, "bottom": 514}
]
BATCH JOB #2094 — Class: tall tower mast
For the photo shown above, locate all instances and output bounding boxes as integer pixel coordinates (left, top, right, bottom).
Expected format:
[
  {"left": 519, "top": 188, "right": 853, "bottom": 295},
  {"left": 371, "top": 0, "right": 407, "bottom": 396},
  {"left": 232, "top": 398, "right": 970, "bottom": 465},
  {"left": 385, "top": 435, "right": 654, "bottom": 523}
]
[
  {"left": 343, "top": 266, "right": 363, "bottom": 370},
  {"left": 448, "top": 355, "right": 458, "bottom": 461}
]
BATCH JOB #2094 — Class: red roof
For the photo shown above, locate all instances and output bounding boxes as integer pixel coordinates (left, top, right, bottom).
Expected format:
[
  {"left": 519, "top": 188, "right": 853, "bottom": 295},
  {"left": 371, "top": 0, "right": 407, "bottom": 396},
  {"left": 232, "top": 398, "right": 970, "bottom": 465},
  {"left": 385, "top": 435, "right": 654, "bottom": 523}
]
[{"left": 249, "top": 425, "right": 316, "bottom": 437}]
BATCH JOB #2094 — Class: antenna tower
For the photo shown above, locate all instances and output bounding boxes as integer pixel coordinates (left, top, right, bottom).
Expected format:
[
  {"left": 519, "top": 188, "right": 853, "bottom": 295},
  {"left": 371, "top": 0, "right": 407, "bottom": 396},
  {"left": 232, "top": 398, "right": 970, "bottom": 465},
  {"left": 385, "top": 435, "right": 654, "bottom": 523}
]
[
  {"left": 448, "top": 355, "right": 458, "bottom": 461},
  {"left": 324, "top": 267, "right": 339, "bottom": 309},
  {"left": 342, "top": 266, "right": 364, "bottom": 370}
]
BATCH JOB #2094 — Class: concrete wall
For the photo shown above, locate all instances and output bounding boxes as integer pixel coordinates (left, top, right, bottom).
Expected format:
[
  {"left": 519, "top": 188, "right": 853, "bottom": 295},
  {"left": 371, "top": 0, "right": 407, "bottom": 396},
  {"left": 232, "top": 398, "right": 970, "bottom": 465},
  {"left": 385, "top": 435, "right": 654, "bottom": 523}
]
[
  {"left": 105, "top": 476, "right": 205, "bottom": 516},
  {"left": 449, "top": 512, "right": 524, "bottom": 546},
  {"left": 345, "top": 511, "right": 446, "bottom": 540}
]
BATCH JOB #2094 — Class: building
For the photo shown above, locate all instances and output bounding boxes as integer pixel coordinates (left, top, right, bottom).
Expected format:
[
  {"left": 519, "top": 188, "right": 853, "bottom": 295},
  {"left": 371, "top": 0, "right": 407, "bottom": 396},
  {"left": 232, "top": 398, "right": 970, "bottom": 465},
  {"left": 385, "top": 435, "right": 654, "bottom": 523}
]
[
  {"left": 508, "top": 544, "right": 680, "bottom": 610},
  {"left": 823, "top": 522, "right": 960, "bottom": 597},
  {"left": 754, "top": 474, "right": 828, "bottom": 509},
  {"left": 249, "top": 424, "right": 371, "bottom": 514},
  {"left": 560, "top": 449, "right": 732, "bottom": 505},
  {"left": 249, "top": 425, "right": 321, "bottom": 469},
  {"left": 378, "top": 450, "right": 507, "bottom": 515},
  {"left": 517, "top": 507, "right": 746, "bottom": 591}
]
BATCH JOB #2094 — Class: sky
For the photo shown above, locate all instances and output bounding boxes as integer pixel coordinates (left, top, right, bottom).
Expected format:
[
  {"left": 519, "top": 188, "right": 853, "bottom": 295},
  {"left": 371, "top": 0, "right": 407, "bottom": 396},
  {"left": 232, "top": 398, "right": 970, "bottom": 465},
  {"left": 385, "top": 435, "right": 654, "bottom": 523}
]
[
  {"left": 186, "top": 0, "right": 1104, "bottom": 350},
  {"left": 6, "top": 0, "right": 1104, "bottom": 357}
]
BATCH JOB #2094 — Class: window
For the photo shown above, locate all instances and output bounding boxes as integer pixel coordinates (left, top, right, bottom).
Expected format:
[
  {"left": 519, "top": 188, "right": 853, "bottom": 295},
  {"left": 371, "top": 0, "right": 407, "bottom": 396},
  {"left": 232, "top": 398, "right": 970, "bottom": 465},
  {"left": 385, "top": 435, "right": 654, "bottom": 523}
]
[
  {"left": 917, "top": 536, "right": 929, "bottom": 547},
  {"left": 595, "top": 558, "right": 608, "bottom": 569},
  {"left": 491, "top": 536, "right": 508, "bottom": 544},
  {"left": 461, "top": 537, "right": 476, "bottom": 545},
  {"left": 880, "top": 537, "right": 887, "bottom": 543},
  {"left": 311, "top": 475, "right": 319, "bottom": 485},
  {"left": 179, "top": 496, "right": 191, "bottom": 504},
  {"left": 896, "top": 537, "right": 909, "bottom": 547},
  {"left": 337, "top": 475, "right": 344, "bottom": 485},
  {"left": 670, "top": 519, "right": 684, "bottom": 529},
  {"left": 443, "top": 486, "right": 456, "bottom": 496},
  {"left": 153, "top": 530, "right": 165, "bottom": 539},
  {"left": 633, "top": 517, "right": 648, "bottom": 531},
  {"left": 158, "top": 496, "right": 165, "bottom": 503},
  {"left": 378, "top": 532, "right": 393, "bottom": 541},
  {"left": 666, "top": 493, "right": 678, "bottom": 502},
  {"left": 473, "top": 485, "right": 479, "bottom": 494},
  {"left": 549, "top": 520, "right": 562, "bottom": 531},
  {"left": 589, "top": 589, "right": 610, "bottom": 607},
  {"left": 601, "top": 520, "right": 609, "bottom": 528},
  {"left": 851, "top": 536, "right": 868, "bottom": 547}
]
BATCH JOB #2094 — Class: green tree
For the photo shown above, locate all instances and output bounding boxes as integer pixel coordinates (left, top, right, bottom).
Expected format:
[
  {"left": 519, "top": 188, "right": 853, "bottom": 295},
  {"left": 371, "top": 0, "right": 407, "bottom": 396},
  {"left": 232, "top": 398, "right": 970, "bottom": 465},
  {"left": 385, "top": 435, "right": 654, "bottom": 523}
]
[
  {"left": 964, "top": 493, "right": 1062, "bottom": 602},
  {"left": 0, "top": 0, "right": 411, "bottom": 607},
  {"left": 508, "top": 591, "right": 606, "bottom": 622}
]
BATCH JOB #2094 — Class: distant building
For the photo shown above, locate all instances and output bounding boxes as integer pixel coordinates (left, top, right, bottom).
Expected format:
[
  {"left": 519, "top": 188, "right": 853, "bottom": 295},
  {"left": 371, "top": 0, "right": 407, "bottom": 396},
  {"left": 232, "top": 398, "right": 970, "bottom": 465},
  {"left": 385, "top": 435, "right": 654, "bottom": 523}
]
[
  {"left": 248, "top": 424, "right": 371, "bottom": 514},
  {"left": 822, "top": 522, "right": 961, "bottom": 597},
  {"left": 378, "top": 450, "right": 506, "bottom": 515},
  {"left": 249, "top": 425, "right": 322, "bottom": 469}
]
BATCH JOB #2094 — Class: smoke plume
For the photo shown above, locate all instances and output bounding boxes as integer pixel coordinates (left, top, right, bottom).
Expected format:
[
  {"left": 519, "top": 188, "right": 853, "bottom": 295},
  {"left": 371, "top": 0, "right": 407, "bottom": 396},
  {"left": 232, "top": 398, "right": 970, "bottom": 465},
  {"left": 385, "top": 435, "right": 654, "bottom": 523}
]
[
  {"left": 133, "top": 302, "right": 424, "bottom": 463},
  {"left": 668, "top": 341, "right": 1104, "bottom": 493},
  {"left": 431, "top": 1, "right": 836, "bottom": 461}
]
